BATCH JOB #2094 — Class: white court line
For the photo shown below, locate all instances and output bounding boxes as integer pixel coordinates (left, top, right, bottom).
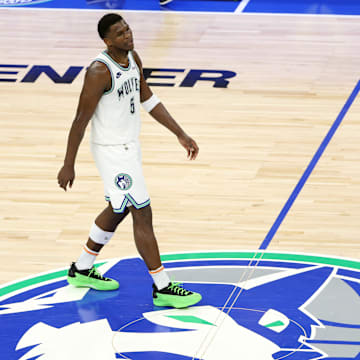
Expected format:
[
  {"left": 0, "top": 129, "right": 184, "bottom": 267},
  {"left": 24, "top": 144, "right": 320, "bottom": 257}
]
[
  {"left": 1, "top": 6, "right": 360, "bottom": 18},
  {"left": 235, "top": 0, "right": 251, "bottom": 14}
]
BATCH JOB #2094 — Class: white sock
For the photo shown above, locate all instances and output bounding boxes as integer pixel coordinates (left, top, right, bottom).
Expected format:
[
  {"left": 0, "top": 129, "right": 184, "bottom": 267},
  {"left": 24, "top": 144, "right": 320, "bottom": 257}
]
[
  {"left": 149, "top": 265, "right": 170, "bottom": 290},
  {"left": 75, "top": 245, "right": 99, "bottom": 270}
]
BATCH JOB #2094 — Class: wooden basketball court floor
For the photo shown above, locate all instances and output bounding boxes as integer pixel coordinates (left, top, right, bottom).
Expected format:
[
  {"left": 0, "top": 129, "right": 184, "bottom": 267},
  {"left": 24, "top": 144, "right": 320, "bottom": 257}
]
[{"left": 0, "top": 7, "right": 360, "bottom": 287}]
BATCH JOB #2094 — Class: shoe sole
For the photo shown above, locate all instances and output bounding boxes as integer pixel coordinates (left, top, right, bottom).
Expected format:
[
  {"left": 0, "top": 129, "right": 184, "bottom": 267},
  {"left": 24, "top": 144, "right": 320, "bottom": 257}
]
[
  {"left": 67, "top": 275, "right": 119, "bottom": 291},
  {"left": 160, "top": 0, "right": 173, "bottom": 5},
  {"left": 153, "top": 293, "right": 202, "bottom": 308}
]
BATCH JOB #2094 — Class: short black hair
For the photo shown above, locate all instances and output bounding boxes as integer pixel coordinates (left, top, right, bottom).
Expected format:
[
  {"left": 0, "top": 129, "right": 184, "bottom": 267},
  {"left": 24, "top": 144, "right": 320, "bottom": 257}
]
[{"left": 98, "top": 13, "right": 123, "bottom": 39}]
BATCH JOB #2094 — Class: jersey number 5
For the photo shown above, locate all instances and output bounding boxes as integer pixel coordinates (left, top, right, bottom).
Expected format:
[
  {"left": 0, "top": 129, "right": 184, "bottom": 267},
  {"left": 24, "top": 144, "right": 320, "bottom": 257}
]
[{"left": 130, "top": 97, "right": 135, "bottom": 114}]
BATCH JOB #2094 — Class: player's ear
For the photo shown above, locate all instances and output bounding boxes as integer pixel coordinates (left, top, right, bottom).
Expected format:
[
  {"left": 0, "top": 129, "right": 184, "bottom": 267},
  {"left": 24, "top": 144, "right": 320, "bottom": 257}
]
[{"left": 104, "top": 38, "right": 112, "bottom": 48}]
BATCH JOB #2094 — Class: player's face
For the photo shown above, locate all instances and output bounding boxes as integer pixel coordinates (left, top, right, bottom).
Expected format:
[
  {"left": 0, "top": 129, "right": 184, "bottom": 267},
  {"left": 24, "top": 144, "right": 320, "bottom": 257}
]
[{"left": 105, "top": 20, "right": 134, "bottom": 51}]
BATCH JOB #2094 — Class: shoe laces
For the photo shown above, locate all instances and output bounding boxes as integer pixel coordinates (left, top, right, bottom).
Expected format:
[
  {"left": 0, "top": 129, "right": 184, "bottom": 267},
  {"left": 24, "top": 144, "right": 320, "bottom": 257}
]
[
  {"left": 88, "top": 267, "right": 105, "bottom": 280},
  {"left": 168, "top": 282, "right": 191, "bottom": 296}
]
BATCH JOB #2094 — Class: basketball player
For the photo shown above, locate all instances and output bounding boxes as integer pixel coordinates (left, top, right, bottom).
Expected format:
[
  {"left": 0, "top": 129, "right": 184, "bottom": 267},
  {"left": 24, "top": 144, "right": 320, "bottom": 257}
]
[{"left": 57, "top": 13, "right": 201, "bottom": 308}]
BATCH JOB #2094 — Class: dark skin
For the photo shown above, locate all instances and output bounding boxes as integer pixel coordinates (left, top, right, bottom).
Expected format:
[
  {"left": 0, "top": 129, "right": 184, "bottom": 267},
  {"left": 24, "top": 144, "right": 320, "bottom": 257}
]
[{"left": 57, "top": 19, "right": 199, "bottom": 270}]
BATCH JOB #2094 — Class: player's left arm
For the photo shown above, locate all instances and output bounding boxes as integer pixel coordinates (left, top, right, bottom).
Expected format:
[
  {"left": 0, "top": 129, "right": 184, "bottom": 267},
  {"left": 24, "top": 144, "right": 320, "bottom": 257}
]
[{"left": 132, "top": 50, "right": 199, "bottom": 160}]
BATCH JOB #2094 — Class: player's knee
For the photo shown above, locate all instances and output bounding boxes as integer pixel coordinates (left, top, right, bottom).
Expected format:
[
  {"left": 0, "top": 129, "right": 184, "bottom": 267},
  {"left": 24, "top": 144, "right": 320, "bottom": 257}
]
[
  {"left": 120, "top": 206, "right": 130, "bottom": 217},
  {"left": 130, "top": 205, "right": 152, "bottom": 226},
  {"left": 114, "top": 207, "right": 129, "bottom": 224}
]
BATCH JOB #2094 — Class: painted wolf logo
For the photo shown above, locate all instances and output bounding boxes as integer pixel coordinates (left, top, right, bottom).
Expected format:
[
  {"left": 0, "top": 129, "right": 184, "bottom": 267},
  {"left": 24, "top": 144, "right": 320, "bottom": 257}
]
[
  {"left": 13, "top": 265, "right": 360, "bottom": 360},
  {"left": 115, "top": 173, "right": 132, "bottom": 190}
]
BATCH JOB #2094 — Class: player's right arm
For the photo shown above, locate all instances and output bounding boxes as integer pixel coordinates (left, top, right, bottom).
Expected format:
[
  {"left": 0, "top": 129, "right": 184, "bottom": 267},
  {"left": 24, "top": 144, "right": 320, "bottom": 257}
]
[{"left": 57, "top": 62, "right": 111, "bottom": 191}]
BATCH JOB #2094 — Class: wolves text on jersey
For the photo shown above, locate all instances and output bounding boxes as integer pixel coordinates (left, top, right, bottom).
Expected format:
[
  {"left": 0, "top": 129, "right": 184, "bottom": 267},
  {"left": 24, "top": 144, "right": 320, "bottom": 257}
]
[{"left": 117, "top": 77, "right": 140, "bottom": 101}]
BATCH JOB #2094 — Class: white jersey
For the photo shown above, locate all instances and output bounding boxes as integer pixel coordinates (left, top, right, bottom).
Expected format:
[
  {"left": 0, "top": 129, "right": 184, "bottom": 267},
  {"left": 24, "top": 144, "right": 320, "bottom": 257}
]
[{"left": 90, "top": 50, "right": 141, "bottom": 145}]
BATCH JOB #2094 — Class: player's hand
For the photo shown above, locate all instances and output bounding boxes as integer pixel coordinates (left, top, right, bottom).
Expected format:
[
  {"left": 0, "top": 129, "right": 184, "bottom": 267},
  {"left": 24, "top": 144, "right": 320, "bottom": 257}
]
[
  {"left": 57, "top": 165, "right": 75, "bottom": 191},
  {"left": 178, "top": 133, "right": 199, "bottom": 160}
]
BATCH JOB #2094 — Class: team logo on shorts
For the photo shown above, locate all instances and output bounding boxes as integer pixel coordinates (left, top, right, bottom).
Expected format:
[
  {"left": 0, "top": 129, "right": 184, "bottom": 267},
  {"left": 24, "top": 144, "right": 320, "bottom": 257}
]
[{"left": 114, "top": 173, "right": 132, "bottom": 190}]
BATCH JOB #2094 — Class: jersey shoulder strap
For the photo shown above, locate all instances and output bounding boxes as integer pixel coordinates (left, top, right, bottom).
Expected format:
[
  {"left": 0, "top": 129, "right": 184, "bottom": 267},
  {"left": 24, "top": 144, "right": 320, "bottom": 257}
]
[
  {"left": 91, "top": 52, "right": 114, "bottom": 95},
  {"left": 128, "top": 51, "right": 141, "bottom": 76}
]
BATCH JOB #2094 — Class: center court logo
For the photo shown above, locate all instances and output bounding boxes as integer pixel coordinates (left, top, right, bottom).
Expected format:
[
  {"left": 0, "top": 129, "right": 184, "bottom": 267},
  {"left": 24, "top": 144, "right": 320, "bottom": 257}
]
[
  {"left": 0, "top": 251, "right": 359, "bottom": 359},
  {"left": 0, "top": 0, "right": 52, "bottom": 6}
]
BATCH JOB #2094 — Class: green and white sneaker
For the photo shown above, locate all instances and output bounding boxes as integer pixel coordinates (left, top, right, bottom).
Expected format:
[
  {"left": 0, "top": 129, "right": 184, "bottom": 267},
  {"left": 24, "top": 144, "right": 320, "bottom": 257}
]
[
  {"left": 67, "top": 262, "right": 119, "bottom": 291},
  {"left": 153, "top": 282, "right": 202, "bottom": 308}
]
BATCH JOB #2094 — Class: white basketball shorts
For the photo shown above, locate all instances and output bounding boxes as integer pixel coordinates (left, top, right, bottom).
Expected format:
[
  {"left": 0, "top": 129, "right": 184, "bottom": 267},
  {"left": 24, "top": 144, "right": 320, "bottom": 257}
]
[{"left": 90, "top": 141, "right": 150, "bottom": 213}]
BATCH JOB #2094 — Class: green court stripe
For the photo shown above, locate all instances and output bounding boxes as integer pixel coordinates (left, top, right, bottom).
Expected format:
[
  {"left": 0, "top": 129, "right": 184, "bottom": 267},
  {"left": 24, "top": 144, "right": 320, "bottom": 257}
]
[
  {"left": 160, "top": 252, "right": 360, "bottom": 270},
  {"left": 265, "top": 320, "right": 285, "bottom": 328},
  {"left": 262, "top": 253, "right": 360, "bottom": 269},
  {"left": 161, "top": 252, "right": 256, "bottom": 261},
  {"left": 0, "top": 262, "right": 106, "bottom": 298},
  {"left": 0, "top": 270, "right": 67, "bottom": 297},
  {"left": 166, "top": 315, "right": 215, "bottom": 326}
]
